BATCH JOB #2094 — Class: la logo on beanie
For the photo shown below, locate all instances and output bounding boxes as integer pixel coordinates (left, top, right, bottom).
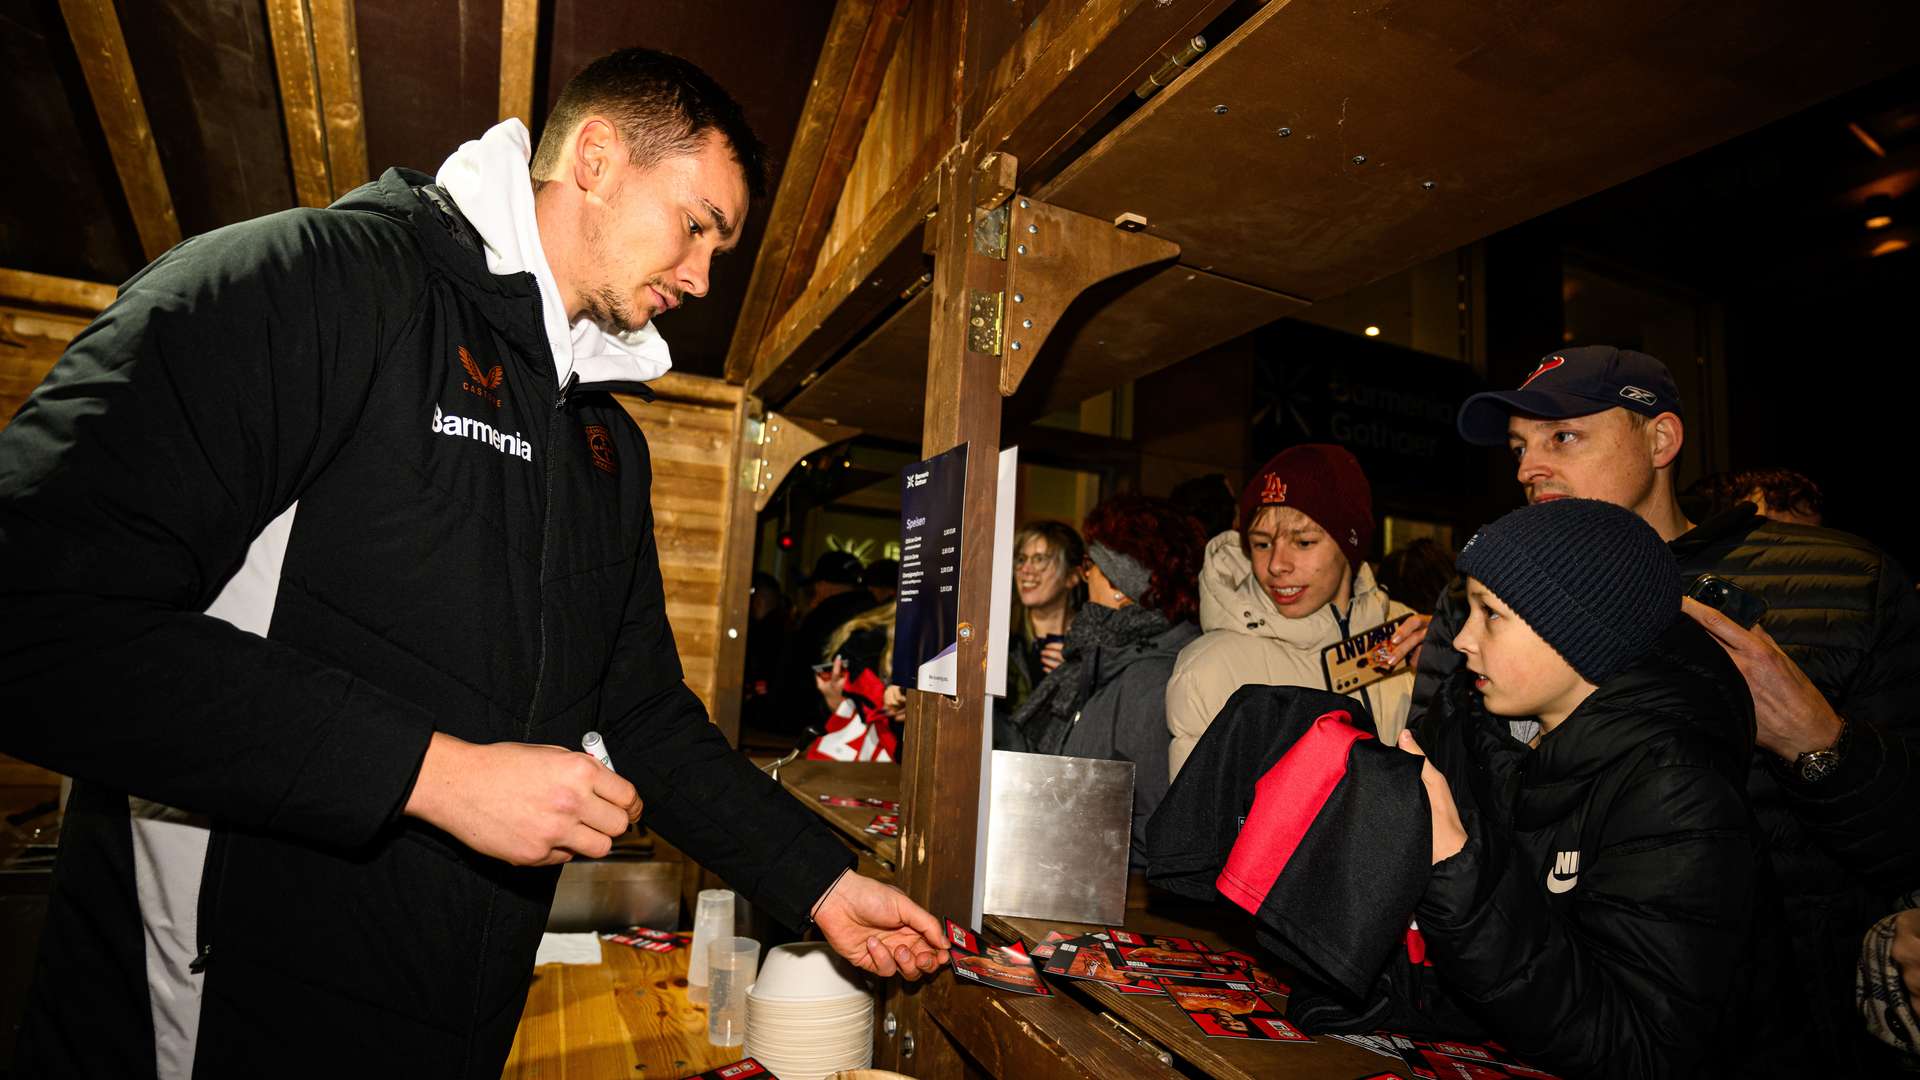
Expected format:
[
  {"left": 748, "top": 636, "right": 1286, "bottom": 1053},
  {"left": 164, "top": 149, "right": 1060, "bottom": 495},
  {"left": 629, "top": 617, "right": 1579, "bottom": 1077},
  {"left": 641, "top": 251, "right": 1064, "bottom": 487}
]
[{"left": 1261, "top": 474, "right": 1289, "bottom": 504}]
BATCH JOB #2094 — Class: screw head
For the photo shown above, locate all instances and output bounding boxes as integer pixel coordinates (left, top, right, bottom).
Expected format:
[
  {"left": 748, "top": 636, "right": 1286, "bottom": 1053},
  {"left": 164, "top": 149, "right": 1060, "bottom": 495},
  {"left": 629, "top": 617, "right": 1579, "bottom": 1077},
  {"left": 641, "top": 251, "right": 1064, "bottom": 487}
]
[
  {"left": 1277, "top": 126, "right": 1291, "bottom": 137},
  {"left": 1019, "top": 198, "right": 1029, "bottom": 208},
  {"left": 1352, "top": 154, "right": 1367, "bottom": 165},
  {"left": 1213, "top": 104, "right": 1228, "bottom": 114},
  {"left": 1027, "top": 223, "right": 1038, "bottom": 233},
  {"left": 1022, "top": 318, "right": 1032, "bottom": 328},
  {"left": 726, "top": 628, "right": 738, "bottom": 640},
  {"left": 1012, "top": 293, "right": 1024, "bottom": 303},
  {"left": 884, "top": 1013, "right": 898, "bottom": 1036},
  {"left": 1421, "top": 180, "right": 1436, "bottom": 191},
  {"left": 1010, "top": 341, "right": 1022, "bottom": 351},
  {"left": 1016, "top": 244, "right": 1027, "bottom": 254}
]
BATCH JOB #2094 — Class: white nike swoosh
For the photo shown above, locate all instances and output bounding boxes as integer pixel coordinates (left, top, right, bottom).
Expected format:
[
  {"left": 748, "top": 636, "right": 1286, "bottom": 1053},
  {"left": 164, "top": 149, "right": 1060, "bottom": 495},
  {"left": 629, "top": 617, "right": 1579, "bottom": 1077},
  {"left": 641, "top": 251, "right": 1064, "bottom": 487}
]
[{"left": 1546, "top": 873, "right": 1578, "bottom": 894}]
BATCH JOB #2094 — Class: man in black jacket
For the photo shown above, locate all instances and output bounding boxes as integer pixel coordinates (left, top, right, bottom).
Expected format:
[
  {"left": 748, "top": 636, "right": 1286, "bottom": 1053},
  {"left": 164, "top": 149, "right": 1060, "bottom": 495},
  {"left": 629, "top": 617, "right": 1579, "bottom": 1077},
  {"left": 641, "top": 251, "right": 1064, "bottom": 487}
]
[
  {"left": 0, "top": 49, "right": 945, "bottom": 1079},
  {"left": 1405, "top": 344, "right": 1920, "bottom": 1073}
]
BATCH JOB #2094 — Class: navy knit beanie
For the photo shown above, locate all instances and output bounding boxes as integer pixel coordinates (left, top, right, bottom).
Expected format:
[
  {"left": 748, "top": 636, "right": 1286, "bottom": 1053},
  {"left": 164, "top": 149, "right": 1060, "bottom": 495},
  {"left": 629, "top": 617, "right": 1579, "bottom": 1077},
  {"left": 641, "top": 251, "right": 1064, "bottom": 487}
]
[{"left": 1456, "top": 499, "right": 1679, "bottom": 685}]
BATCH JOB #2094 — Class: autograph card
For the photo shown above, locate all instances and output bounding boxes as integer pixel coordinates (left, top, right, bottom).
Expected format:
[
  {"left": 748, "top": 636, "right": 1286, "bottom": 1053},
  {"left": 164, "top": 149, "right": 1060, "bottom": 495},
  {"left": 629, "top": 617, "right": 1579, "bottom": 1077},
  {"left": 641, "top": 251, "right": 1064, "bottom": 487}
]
[
  {"left": 945, "top": 919, "right": 1050, "bottom": 996},
  {"left": 1159, "top": 976, "right": 1309, "bottom": 1042},
  {"left": 1040, "top": 938, "right": 1164, "bottom": 995},
  {"left": 1321, "top": 613, "right": 1413, "bottom": 694}
]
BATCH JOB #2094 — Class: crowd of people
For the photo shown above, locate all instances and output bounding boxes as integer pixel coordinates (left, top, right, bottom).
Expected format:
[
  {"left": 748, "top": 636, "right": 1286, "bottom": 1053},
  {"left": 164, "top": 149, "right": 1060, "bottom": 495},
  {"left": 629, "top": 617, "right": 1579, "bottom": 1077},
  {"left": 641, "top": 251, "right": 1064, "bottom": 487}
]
[{"left": 751, "top": 344, "right": 1920, "bottom": 1078}]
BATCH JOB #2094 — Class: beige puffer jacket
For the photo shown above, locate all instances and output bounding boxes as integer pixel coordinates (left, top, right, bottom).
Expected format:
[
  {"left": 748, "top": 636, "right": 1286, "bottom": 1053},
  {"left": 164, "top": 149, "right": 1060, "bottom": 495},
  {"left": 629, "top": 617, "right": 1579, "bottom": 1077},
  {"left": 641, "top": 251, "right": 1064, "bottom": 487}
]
[{"left": 1166, "top": 530, "right": 1415, "bottom": 779}]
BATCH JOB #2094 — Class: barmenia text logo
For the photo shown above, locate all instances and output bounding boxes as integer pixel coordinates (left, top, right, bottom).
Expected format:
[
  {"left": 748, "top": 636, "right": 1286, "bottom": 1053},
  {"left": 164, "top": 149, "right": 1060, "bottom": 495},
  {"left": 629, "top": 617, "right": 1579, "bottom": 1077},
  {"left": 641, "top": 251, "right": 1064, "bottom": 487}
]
[{"left": 432, "top": 406, "right": 533, "bottom": 462}]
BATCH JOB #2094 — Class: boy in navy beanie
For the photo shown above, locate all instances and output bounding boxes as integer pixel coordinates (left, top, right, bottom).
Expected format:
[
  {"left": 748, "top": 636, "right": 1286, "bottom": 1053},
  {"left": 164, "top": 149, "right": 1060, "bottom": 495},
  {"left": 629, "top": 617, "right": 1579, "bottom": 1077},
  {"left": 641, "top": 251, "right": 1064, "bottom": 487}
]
[{"left": 1397, "top": 499, "right": 1802, "bottom": 1078}]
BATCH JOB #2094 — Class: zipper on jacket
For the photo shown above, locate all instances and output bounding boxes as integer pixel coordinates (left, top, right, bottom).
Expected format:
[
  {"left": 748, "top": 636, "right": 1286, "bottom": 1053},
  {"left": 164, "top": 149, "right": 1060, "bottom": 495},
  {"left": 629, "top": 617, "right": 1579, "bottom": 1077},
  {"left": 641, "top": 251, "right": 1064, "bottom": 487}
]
[
  {"left": 189, "top": 829, "right": 232, "bottom": 974},
  {"left": 522, "top": 370, "right": 577, "bottom": 738}
]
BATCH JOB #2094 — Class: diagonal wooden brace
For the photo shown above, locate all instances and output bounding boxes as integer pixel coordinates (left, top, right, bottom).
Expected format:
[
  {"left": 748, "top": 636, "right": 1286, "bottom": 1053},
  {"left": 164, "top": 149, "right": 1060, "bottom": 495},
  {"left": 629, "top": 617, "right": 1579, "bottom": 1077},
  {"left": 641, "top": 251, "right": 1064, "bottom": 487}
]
[
  {"left": 998, "top": 199, "right": 1180, "bottom": 396},
  {"left": 750, "top": 410, "right": 860, "bottom": 513}
]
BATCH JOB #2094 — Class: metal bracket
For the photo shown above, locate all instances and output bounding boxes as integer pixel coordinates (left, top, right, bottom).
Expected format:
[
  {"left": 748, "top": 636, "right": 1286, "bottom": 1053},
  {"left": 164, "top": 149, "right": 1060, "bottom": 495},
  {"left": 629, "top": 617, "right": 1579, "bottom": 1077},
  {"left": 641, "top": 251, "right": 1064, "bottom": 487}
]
[
  {"left": 999, "top": 198, "right": 1181, "bottom": 397},
  {"left": 972, "top": 203, "right": 1008, "bottom": 259},
  {"left": 750, "top": 411, "right": 861, "bottom": 513},
  {"left": 967, "top": 289, "right": 1004, "bottom": 355}
]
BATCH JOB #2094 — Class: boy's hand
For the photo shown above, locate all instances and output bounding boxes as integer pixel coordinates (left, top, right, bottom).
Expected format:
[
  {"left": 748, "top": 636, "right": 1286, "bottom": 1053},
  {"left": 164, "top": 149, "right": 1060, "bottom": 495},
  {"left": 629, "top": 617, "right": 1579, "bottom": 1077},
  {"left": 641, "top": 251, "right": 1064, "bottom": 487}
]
[{"left": 1400, "top": 730, "right": 1467, "bottom": 864}]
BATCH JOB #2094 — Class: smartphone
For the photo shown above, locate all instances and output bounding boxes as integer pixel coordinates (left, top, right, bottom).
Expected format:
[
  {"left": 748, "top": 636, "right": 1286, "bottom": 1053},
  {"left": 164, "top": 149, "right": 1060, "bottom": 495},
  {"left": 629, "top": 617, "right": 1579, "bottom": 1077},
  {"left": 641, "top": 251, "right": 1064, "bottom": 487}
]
[
  {"left": 811, "top": 655, "right": 844, "bottom": 674},
  {"left": 1687, "top": 574, "right": 1767, "bottom": 630}
]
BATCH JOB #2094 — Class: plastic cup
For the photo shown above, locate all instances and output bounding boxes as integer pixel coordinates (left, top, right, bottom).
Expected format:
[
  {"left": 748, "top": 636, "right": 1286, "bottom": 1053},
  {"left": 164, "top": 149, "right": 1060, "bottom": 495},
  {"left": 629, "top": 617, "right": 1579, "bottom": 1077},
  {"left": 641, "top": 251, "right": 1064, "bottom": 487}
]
[
  {"left": 706, "top": 936, "right": 761, "bottom": 1047},
  {"left": 687, "top": 888, "right": 734, "bottom": 1005}
]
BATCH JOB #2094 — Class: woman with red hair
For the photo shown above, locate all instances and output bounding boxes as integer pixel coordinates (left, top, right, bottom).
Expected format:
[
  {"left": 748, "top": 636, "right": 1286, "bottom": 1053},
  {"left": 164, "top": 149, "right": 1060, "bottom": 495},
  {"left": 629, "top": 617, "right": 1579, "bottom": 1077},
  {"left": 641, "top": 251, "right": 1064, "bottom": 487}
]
[{"left": 999, "top": 495, "right": 1205, "bottom": 870}]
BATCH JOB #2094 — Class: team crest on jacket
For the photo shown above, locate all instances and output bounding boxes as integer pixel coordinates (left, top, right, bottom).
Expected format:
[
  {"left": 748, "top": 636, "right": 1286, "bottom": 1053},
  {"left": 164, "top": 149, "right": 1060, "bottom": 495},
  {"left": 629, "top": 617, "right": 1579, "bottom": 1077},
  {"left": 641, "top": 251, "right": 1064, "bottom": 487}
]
[
  {"left": 584, "top": 424, "right": 617, "bottom": 475},
  {"left": 1261, "top": 474, "right": 1288, "bottom": 504},
  {"left": 457, "top": 345, "right": 503, "bottom": 408}
]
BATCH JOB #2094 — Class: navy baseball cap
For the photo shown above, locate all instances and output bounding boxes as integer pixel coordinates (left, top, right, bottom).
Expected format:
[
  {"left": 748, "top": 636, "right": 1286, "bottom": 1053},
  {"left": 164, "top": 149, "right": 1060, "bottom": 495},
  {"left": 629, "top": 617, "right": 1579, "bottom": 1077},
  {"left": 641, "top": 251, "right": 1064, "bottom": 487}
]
[{"left": 1456, "top": 345, "right": 1683, "bottom": 446}]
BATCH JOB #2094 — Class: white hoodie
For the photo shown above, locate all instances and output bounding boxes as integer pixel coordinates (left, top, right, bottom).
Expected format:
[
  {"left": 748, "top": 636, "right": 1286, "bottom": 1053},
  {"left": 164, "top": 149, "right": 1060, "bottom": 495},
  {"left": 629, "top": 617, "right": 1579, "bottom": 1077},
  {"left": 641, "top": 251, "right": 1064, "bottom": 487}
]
[
  {"left": 1165, "top": 530, "right": 1415, "bottom": 779},
  {"left": 434, "top": 119, "right": 674, "bottom": 387}
]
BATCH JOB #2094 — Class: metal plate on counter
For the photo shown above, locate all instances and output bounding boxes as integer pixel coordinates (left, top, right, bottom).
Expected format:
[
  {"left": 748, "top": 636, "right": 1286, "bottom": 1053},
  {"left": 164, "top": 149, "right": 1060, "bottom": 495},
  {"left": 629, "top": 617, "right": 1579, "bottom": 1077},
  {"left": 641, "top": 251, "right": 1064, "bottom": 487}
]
[{"left": 983, "top": 750, "right": 1133, "bottom": 926}]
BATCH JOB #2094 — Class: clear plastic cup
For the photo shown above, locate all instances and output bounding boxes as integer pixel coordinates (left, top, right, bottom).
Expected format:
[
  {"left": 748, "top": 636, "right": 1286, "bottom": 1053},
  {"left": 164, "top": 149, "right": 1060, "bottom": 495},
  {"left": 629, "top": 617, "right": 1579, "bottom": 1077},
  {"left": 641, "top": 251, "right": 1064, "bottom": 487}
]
[
  {"left": 687, "top": 888, "right": 734, "bottom": 1005},
  {"left": 706, "top": 936, "right": 760, "bottom": 1047}
]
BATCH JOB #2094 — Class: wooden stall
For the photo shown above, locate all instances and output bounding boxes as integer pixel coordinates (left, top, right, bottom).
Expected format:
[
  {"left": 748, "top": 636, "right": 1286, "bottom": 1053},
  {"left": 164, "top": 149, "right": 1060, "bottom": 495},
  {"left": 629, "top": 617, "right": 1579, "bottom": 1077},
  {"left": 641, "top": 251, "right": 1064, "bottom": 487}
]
[{"left": 720, "top": 0, "right": 1920, "bottom": 1076}]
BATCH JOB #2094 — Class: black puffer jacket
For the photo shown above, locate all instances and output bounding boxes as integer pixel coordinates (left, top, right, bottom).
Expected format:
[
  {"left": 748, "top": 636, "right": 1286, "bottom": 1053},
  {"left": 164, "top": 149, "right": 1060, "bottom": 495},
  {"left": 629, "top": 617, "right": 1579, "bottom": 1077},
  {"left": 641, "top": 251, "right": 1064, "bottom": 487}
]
[
  {"left": 1417, "top": 618, "right": 1800, "bottom": 1078},
  {"left": 1414, "top": 506, "right": 1920, "bottom": 1074}
]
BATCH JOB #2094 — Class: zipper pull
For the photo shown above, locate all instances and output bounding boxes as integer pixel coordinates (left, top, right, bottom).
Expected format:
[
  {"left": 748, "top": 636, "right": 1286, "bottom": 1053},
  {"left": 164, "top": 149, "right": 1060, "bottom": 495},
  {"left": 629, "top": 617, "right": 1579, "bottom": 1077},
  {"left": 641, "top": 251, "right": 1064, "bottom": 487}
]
[
  {"left": 555, "top": 370, "right": 578, "bottom": 408},
  {"left": 189, "top": 944, "right": 213, "bottom": 974}
]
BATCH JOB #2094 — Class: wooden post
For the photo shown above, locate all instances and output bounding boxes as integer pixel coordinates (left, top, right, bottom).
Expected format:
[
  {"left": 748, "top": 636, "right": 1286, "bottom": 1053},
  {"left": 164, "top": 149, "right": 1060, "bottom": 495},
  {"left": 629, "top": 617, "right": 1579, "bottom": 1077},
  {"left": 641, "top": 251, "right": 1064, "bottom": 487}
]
[
  {"left": 309, "top": 0, "right": 368, "bottom": 199},
  {"left": 498, "top": 0, "right": 539, "bottom": 128},
  {"left": 264, "top": 0, "right": 334, "bottom": 208},
  {"left": 881, "top": 145, "right": 1015, "bottom": 1078}
]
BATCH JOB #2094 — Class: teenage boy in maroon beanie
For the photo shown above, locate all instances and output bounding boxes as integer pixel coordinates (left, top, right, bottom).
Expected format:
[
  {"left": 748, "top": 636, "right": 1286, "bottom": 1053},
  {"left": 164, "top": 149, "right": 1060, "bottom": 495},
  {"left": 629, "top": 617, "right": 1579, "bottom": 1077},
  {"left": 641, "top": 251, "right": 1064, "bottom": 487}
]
[{"left": 1167, "top": 444, "right": 1418, "bottom": 778}]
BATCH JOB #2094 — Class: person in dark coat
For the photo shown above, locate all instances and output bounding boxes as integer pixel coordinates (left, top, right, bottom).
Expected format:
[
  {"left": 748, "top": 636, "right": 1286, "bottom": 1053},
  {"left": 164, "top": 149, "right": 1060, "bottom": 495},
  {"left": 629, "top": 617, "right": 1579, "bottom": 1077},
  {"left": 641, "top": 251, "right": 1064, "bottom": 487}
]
[
  {"left": 773, "top": 550, "right": 876, "bottom": 736},
  {"left": 1404, "top": 499, "right": 1801, "bottom": 1078},
  {"left": 1405, "top": 345, "right": 1920, "bottom": 1075},
  {"left": 999, "top": 496, "right": 1204, "bottom": 870}
]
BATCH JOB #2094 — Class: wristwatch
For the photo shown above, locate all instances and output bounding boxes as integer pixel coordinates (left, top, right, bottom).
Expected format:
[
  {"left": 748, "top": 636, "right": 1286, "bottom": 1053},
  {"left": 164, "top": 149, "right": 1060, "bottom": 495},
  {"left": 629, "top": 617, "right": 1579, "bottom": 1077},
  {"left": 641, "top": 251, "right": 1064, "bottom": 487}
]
[{"left": 1788, "top": 716, "right": 1850, "bottom": 784}]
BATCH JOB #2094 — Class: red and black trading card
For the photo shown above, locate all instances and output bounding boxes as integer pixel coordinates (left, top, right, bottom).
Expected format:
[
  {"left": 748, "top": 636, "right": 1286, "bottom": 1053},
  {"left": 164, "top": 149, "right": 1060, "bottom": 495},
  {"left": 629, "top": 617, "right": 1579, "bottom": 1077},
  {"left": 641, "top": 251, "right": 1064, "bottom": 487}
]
[
  {"left": 817, "top": 794, "right": 866, "bottom": 808},
  {"left": 1040, "top": 938, "right": 1164, "bottom": 994},
  {"left": 862, "top": 797, "right": 900, "bottom": 811},
  {"left": 1027, "top": 929, "right": 1075, "bottom": 961},
  {"left": 1212, "top": 949, "right": 1290, "bottom": 996},
  {"left": 863, "top": 813, "right": 899, "bottom": 837},
  {"left": 599, "top": 926, "right": 689, "bottom": 952},
  {"left": 1160, "top": 976, "right": 1310, "bottom": 1042},
  {"left": 1106, "top": 928, "right": 1212, "bottom": 953},
  {"left": 945, "top": 919, "right": 1051, "bottom": 996},
  {"left": 1414, "top": 1038, "right": 1562, "bottom": 1079},
  {"left": 1108, "top": 941, "right": 1247, "bottom": 983},
  {"left": 688, "top": 1058, "right": 778, "bottom": 1079}
]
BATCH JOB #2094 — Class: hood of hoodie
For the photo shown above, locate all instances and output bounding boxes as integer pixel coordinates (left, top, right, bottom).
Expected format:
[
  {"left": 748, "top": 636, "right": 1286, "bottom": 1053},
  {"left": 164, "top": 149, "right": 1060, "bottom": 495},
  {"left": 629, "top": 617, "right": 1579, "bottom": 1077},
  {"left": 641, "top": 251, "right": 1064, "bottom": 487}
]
[
  {"left": 1196, "top": 529, "right": 1387, "bottom": 646},
  {"left": 433, "top": 119, "right": 673, "bottom": 387}
]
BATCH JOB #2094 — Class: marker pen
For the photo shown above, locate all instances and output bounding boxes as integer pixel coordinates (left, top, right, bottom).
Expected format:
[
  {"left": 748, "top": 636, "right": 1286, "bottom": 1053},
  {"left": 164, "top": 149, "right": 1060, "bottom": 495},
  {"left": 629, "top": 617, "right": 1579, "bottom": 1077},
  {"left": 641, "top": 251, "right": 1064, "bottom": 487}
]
[{"left": 582, "top": 730, "right": 616, "bottom": 771}]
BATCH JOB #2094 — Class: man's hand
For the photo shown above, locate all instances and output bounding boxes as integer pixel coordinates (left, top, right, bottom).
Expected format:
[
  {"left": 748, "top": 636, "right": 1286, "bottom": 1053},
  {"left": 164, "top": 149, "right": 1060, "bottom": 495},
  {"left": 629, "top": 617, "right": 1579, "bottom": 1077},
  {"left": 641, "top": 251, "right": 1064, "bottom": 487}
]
[
  {"left": 1682, "top": 596, "right": 1844, "bottom": 761},
  {"left": 812, "top": 872, "right": 950, "bottom": 978},
  {"left": 1375, "top": 613, "right": 1432, "bottom": 672},
  {"left": 1400, "top": 731, "right": 1466, "bottom": 864},
  {"left": 404, "top": 732, "right": 642, "bottom": 866},
  {"left": 1893, "top": 909, "right": 1920, "bottom": 1017}
]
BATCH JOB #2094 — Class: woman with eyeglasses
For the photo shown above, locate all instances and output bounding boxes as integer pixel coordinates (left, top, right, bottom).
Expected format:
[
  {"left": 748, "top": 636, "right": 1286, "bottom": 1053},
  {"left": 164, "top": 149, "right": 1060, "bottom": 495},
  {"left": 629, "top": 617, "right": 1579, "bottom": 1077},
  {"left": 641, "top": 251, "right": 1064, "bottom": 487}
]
[{"left": 1005, "top": 520, "right": 1088, "bottom": 717}]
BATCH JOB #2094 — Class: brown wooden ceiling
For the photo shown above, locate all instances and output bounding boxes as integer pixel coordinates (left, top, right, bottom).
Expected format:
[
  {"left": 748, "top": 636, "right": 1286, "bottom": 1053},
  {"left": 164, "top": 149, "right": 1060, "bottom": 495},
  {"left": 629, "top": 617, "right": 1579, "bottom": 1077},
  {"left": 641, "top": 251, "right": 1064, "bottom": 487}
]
[{"left": 0, "top": 0, "right": 834, "bottom": 377}]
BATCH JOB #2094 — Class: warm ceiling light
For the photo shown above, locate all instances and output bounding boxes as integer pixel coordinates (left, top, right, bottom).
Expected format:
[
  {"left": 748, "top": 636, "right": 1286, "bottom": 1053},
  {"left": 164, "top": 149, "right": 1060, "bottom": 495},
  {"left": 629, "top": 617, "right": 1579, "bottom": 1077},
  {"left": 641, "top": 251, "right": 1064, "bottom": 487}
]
[
  {"left": 1364, "top": 325, "right": 1381, "bottom": 337},
  {"left": 1866, "top": 214, "right": 1894, "bottom": 230},
  {"left": 1871, "top": 238, "right": 1910, "bottom": 257}
]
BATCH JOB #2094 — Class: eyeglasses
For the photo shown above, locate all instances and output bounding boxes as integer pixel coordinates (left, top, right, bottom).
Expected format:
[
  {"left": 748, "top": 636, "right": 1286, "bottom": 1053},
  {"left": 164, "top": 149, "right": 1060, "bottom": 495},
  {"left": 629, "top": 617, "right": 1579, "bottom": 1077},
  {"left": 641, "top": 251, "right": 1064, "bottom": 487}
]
[{"left": 1014, "top": 553, "right": 1057, "bottom": 569}]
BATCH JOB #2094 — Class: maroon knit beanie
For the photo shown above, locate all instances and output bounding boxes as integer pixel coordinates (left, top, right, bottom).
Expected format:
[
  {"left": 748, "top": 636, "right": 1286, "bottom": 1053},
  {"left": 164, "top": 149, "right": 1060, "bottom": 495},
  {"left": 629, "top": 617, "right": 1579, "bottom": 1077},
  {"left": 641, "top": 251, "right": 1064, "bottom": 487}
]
[{"left": 1237, "top": 444, "right": 1374, "bottom": 569}]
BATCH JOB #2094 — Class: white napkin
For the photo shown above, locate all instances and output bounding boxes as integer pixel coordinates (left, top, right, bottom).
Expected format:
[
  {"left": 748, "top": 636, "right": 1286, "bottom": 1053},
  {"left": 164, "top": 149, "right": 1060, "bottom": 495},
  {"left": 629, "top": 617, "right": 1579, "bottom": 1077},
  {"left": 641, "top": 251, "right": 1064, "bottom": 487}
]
[{"left": 534, "top": 932, "right": 604, "bottom": 966}]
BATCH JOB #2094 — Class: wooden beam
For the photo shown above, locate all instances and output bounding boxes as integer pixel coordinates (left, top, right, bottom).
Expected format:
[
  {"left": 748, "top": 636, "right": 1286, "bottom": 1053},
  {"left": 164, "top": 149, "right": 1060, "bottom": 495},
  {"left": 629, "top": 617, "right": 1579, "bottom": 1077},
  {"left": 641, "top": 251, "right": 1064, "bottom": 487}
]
[
  {"left": 723, "top": 0, "right": 909, "bottom": 385},
  {"left": 746, "top": 155, "right": 943, "bottom": 402},
  {"left": 0, "top": 269, "right": 116, "bottom": 315},
  {"left": 264, "top": 0, "right": 334, "bottom": 208},
  {"left": 968, "top": 0, "right": 1236, "bottom": 182},
  {"left": 309, "top": 0, "right": 368, "bottom": 199},
  {"left": 57, "top": 0, "right": 182, "bottom": 261},
  {"left": 765, "top": 1, "right": 912, "bottom": 326},
  {"left": 498, "top": 0, "right": 539, "bottom": 127},
  {"left": 920, "top": 978, "right": 1182, "bottom": 1078}
]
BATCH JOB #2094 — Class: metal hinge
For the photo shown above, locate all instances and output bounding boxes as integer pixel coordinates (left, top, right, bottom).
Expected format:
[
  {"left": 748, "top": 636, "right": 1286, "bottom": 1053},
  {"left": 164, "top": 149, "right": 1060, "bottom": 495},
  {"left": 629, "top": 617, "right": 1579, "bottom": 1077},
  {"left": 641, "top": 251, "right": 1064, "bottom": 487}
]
[
  {"left": 967, "top": 289, "right": 1004, "bottom": 355},
  {"left": 973, "top": 203, "right": 1009, "bottom": 259}
]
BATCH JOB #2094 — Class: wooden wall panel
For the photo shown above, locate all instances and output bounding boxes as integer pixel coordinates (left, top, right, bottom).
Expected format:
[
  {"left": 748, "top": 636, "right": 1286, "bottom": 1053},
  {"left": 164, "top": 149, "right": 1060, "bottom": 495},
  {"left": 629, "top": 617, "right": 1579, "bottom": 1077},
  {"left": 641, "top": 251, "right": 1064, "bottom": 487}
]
[
  {"left": 616, "top": 375, "right": 755, "bottom": 741},
  {"left": 814, "top": 0, "right": 958, "bottom": 276}
]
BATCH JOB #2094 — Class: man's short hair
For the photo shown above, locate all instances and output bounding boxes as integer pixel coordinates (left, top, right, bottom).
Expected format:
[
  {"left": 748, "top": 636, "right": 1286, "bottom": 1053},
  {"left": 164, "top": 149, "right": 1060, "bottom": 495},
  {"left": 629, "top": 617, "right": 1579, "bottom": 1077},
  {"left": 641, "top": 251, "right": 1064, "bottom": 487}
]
[{"left": 531, "top": 48, "right": 769, "bottom": 199}]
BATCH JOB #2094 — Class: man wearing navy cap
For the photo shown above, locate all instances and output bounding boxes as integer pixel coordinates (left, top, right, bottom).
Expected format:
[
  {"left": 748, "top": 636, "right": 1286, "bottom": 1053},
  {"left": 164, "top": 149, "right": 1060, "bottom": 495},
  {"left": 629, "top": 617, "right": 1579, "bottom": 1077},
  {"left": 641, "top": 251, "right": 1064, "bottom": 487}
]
[{"left": 1405, "top": 344, "right": 1920, "bottom": 1075}]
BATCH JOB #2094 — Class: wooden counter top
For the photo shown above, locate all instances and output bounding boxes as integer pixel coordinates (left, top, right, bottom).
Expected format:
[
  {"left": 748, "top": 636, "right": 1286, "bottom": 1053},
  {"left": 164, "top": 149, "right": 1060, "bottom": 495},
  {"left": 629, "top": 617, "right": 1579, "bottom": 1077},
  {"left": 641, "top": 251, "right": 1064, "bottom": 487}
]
[
  {"left": 502, "top": 938, "right": 744, "bottom": 1080},
  {"left": 989, "top": 911, "right": 1414, "bottom": 1080},
  {"left": 776, "top": 760, "right": 901, "bottom": 872}
]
